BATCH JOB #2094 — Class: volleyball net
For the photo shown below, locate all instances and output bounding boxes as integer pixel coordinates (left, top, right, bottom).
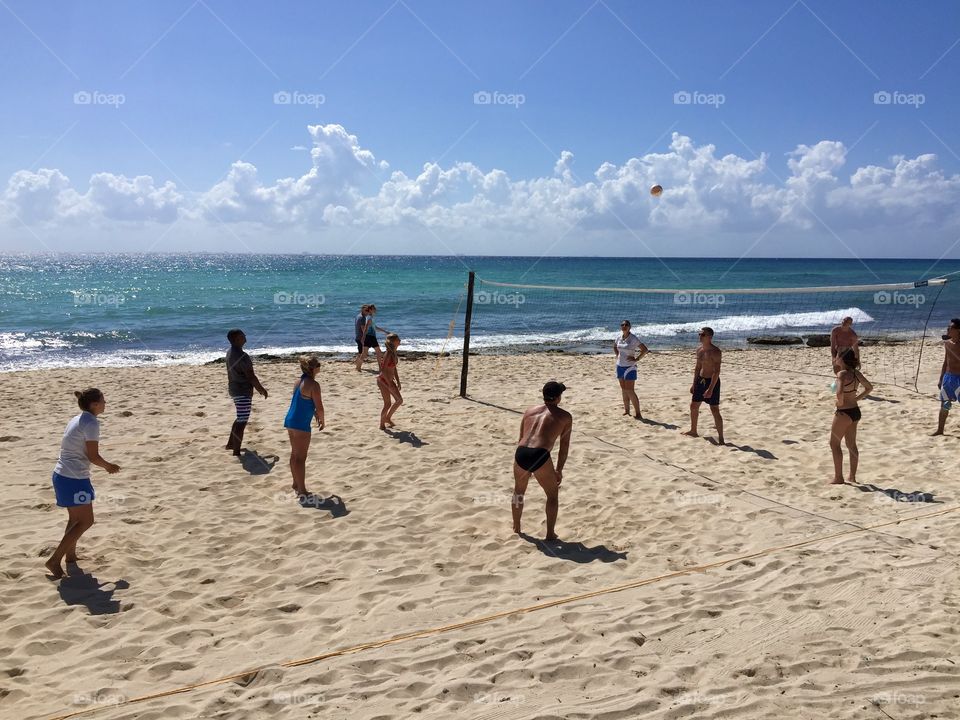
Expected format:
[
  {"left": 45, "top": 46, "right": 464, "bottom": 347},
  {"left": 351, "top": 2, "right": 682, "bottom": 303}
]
[{"left": 459, "top": 272, "right": 958, "bottom": 394}]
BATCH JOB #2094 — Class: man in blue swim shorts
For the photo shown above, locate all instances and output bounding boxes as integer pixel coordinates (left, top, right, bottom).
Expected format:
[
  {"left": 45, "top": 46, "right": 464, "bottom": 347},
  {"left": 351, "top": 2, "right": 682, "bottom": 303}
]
[{"left": 934, "top": 318, "right": 960, "bottom": 436}]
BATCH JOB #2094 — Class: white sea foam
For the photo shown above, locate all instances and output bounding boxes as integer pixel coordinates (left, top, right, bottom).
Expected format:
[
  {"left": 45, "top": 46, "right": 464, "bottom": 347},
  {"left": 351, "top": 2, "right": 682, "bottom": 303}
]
[{"left": 0, "top": 307, "right": 888, "bottom": 371}]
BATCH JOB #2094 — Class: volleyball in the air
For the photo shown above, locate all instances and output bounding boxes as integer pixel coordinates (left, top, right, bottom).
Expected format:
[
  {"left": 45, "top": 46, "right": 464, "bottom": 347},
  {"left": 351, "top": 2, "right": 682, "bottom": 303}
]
[{"left": 650, "top": 184, "right": 663, "bottom": 197}]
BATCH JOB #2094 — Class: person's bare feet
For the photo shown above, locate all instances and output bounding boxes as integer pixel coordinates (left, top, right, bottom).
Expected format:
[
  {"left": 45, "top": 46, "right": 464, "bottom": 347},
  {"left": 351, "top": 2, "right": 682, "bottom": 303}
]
[
  {"left": 65, "top": 554, "right": 78, "bottom": 564},
  {"left": 622, "top": 410, "right": 630, "bottom": 416},
  {"left": 544, "top": 533, "right": 559, "bottom": 541},
  {"left": 513, "top": 524, "right": 521, "bottom": 534},
  {"left": 718, "top": 436, "right": 725, "bottom": 445},
  {"left": 634, "top": 412, "right": 643, "bottom": 419},
  {"left": 931, "top": 430, "right": 945, "bottom": 436},
  {"left": 385, "top": 420, "right": 395, "bottom": 427},
  {"left": 829, "top": 478, "right": 845, "bottom": 485},
  {"left": 379, "top": 424, "right": 387, "bottom": 431},
  {"left": 681, "top": 430, "right": 698, "bottom": 438},
  {"left": 44, "top": 557, "right": 64, "bottom": 579}
]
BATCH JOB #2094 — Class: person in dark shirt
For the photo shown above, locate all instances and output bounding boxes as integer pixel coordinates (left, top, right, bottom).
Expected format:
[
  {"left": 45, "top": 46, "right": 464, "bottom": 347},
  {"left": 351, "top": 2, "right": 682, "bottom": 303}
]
[{"left": 225, "top": 329, "right": 268, "bottom": 456}]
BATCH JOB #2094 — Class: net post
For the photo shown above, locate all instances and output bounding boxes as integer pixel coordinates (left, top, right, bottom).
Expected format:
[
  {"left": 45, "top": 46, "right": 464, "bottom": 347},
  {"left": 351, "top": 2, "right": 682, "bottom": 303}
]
[{"left": 459, "top": 271, "right": 475, "bottom": 398}]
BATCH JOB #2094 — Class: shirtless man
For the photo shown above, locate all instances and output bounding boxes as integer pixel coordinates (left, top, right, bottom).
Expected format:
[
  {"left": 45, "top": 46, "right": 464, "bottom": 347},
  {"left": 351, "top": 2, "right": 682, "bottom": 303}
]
[
  {"left": 831, "top": 316, "right": 860, "bottom": 370},
  {"left": 512, "top": 381, "right": 573, "bottom": 541},
  {"left": 933, "top": 318, "right": 960, "bottom": 436},
  {"left": 682, "top": 327, "right": 724, "bottom": 445}
]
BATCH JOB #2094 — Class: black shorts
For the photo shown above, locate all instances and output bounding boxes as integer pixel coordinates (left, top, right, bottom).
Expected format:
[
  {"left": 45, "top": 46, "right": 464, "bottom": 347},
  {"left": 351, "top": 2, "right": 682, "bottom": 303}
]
[
  {"left": 692, "top": 376, "right": 720, "bottom": 406},
  {"left": 356, "top": 336, "right": 379, "bottom": 353}
]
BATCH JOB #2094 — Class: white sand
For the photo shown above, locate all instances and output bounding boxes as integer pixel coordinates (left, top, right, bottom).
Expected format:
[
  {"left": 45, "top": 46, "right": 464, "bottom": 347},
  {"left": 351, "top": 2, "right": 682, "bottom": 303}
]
[{"left": 1, "top": 345, "right": 959, "bottom": 719}]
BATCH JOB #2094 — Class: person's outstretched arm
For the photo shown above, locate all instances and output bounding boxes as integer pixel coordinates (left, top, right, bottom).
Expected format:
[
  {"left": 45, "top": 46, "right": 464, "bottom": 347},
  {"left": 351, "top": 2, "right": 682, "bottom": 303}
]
[{"left": 85, "top": 441, "right": 120, "bottom": 474}]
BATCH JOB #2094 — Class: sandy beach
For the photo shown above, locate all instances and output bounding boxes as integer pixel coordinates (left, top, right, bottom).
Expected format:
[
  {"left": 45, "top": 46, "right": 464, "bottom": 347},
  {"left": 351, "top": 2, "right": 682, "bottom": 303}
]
[{"left": 2, "top": 344, "right": 959, "bottom": 720}]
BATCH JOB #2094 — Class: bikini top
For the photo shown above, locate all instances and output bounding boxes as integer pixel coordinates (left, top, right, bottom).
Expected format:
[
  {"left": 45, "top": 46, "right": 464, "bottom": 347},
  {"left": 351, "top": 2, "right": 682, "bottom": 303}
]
[{"left": 382, "top": 353, "right": 397, "bottom": 369}]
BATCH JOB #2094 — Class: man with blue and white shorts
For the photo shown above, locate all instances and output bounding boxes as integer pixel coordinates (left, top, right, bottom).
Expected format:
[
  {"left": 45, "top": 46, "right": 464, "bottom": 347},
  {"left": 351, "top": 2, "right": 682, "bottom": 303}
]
[
  {"left": 613, "top": 320, "right": 648, "bottom": 418},
  {"left": 934, "top": 318, "right": 960, "bottom": 436}
]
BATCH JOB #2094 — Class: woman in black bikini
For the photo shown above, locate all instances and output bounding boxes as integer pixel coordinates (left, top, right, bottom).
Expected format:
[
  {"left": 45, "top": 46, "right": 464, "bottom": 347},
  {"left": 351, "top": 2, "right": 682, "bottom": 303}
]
[{"left": 829, "top": 349, "right": 873, "bottom": 485}]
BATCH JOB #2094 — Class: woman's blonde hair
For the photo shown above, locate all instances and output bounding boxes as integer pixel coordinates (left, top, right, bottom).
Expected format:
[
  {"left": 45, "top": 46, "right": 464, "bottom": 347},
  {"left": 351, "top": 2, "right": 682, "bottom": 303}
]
[{"left": 299, "top": 355, "right": 321, "bottom": 375}]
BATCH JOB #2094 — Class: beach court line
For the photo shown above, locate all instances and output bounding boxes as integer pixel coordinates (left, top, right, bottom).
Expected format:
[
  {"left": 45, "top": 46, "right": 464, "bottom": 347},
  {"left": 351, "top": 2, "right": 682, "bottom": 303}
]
[{"left": 44, "top": 503, "right": 960, "bottom": 720}]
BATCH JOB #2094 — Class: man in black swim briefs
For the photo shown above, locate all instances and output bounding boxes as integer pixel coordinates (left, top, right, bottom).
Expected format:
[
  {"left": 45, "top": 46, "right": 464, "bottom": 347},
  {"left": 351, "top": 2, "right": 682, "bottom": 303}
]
[{"left": 512, "top": 381, "right": 573, "bottom": 541}]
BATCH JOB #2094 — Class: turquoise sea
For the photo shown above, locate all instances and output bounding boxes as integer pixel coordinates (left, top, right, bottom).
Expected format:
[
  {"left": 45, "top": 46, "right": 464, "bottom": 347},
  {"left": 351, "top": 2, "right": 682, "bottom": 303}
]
[{"left": 1, "top": 254, "right": 959, "bottom": 371}]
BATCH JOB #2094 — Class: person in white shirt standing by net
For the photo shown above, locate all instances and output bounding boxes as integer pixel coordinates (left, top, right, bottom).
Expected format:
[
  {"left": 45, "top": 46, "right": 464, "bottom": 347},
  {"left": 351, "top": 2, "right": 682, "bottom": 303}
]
[{"left": 613, "top": 320, "right": 648, "bottom": 419}]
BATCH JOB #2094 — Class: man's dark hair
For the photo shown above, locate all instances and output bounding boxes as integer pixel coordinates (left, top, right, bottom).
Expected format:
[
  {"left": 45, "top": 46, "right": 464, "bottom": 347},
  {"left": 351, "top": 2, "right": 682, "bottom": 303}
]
[
  {"left": 701, "top": 327, "right": 714, "bottom": 337},
  {"left": 227, "top": 328, "right": 244, "bottom": 343},
  {"left": 950, "top": 318, "right": 960, "bottom": 330}
]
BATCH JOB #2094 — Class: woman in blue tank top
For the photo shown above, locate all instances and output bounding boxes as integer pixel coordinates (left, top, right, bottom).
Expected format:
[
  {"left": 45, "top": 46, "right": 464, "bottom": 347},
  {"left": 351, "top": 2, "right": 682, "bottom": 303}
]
[{"left": 284, "top": 356, "right": 325, "bottom": 497}]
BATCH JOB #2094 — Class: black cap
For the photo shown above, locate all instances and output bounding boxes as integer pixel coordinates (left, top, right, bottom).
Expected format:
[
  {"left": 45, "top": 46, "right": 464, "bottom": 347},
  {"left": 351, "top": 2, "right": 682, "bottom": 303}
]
[{"left": 542, "top": 381, "right": 567, "bottom": 400}]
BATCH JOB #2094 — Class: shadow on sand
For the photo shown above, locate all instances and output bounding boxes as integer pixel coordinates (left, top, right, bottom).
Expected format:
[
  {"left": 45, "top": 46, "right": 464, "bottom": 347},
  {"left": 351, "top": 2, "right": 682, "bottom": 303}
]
[
  {"left": 57, "top": 565, "right": 130, "bottom": 615},
  {"left": 299, "top": 493, "right": 350, "bottom": 517},
  {"left": 519, "top": 533, "right": 627, "bottom": 563},
  {"left": 464, "top": 397, "right": 523, "bottom": 415},
  {"left": 854, "top": 483, "right": 937, "bottom": 503},
  {"left": 863, "top": 394, "right": 901, "bottom": 404},
  {"left": 637, "top": 417, "right": 680, "bottom": 430},
  {"left": 383, "top": 429, "right": 428, "bottom": 448},
  {"left": 240, "top": 449, "right": 279, "bottom": 475},
  {"left": 706, "top": 438, "right": 777, "bottom": 459}
]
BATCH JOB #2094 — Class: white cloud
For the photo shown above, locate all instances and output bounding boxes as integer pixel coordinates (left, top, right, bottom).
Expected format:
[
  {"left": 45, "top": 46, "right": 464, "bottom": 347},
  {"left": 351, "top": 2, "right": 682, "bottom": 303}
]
[{"left": 2, "top": 125, "right": 959, "bottom": 256}]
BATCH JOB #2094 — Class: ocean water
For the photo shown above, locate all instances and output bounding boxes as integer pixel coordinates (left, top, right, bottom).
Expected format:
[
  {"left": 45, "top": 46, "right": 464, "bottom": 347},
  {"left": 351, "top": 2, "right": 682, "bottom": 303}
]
[{"left": 1, "top": 254, "right": 958, "bottom": 371}]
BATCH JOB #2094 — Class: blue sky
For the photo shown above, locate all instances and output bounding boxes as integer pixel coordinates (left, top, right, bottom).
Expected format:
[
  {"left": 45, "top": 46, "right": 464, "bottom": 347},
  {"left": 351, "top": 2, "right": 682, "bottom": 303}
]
[{"left": 1, "top": 1, "right": 959, "bottom": 256}]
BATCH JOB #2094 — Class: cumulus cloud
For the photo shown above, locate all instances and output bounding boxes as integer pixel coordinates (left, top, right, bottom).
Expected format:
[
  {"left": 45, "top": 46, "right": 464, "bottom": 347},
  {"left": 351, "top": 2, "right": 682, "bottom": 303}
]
[{"left": 2, "top": 124, "right": 959, "bottom": 255}]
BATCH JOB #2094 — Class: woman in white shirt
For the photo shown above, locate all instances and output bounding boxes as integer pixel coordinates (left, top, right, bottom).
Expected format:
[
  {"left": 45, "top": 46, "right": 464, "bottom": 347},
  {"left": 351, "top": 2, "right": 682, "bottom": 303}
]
[
  {"left": 613, "top": 320, "right": 649, "bottom": 418},
  {"left": 45, "top": 388, "right": 120, "bottom": 579}
]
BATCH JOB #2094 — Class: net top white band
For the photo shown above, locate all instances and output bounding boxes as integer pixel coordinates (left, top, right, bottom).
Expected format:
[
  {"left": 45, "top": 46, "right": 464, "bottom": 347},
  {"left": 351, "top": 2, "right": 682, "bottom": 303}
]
[{"left": 477, "top": 277, "right": 948, "bottom": 295}]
